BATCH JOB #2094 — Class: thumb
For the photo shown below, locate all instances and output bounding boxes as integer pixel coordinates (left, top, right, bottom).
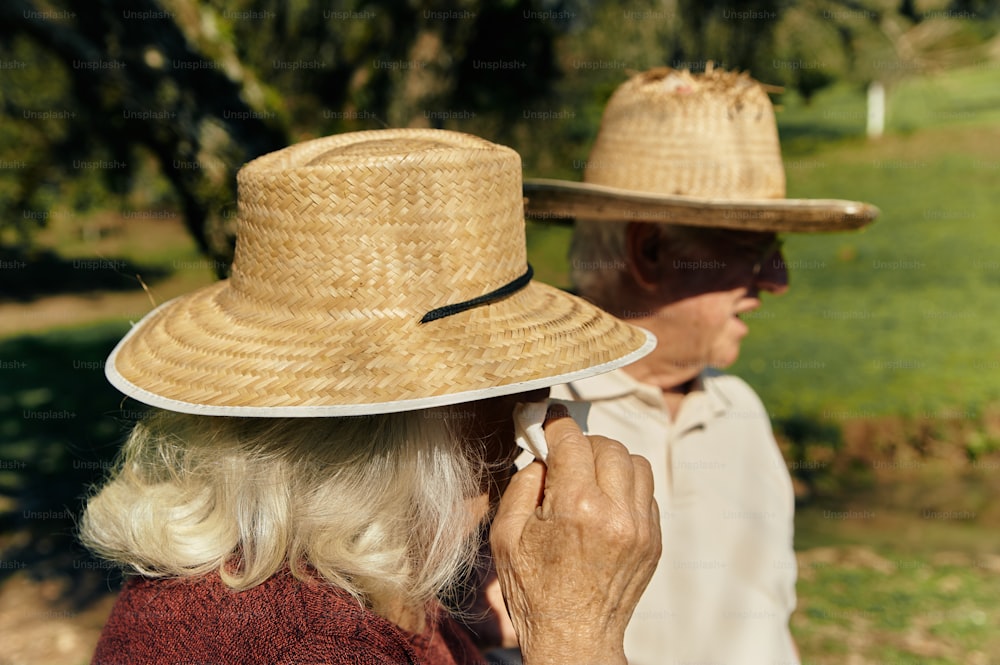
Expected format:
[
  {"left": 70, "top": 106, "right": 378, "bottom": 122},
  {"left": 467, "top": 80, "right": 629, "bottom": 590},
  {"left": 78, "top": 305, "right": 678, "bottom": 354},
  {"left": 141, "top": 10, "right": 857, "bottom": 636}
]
[{"left": 491, "top": 461, "right": 546, "bottom": 552}]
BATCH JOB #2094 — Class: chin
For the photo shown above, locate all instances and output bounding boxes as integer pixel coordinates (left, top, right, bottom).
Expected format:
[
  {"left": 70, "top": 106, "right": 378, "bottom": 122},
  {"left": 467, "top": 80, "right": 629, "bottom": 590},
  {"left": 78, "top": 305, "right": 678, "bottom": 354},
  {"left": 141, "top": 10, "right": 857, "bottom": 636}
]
[{"left": 709, "top": 348, "right": 742, "bottom": 369}]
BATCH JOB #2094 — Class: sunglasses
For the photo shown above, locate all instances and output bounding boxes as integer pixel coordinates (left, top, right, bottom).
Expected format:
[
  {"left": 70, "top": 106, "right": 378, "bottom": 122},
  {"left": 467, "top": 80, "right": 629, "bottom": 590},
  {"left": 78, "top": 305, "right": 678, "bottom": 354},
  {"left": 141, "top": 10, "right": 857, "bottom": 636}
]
[
  {"left": 710, "top": 234, "right": 784, "bottom": 278},
  {"left": 749, "top": 237, "right": 785, "bottom": 278}
]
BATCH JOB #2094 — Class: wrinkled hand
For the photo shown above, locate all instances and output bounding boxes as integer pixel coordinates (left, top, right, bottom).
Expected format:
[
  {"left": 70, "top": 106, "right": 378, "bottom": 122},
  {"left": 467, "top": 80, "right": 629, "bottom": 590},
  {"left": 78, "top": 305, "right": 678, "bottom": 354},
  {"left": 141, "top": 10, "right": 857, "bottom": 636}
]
[{"left": 490, "top": 409, "right": 661, "bottom": 665}]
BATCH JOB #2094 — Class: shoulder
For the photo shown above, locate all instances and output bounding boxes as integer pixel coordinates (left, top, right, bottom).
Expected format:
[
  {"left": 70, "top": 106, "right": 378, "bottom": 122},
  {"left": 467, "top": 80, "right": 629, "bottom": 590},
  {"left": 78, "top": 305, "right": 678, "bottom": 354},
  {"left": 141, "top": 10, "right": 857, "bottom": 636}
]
[{"left": 93, "top": 573, "right": 426, "bottom": 665}]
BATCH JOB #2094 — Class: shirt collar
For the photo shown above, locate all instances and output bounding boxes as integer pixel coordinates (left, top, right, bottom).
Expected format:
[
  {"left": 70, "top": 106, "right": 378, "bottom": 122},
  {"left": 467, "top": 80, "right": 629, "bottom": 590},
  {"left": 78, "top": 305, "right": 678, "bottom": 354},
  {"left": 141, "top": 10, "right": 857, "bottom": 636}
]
[
  {"left": 565, "top": 368, "right": 661, "bottom": 406},
  {"left": 566, "top": 368, "right": 734, "bottom": 421},
  {"left": 700, "top": 368, "right": 734, "bottom": 418}
]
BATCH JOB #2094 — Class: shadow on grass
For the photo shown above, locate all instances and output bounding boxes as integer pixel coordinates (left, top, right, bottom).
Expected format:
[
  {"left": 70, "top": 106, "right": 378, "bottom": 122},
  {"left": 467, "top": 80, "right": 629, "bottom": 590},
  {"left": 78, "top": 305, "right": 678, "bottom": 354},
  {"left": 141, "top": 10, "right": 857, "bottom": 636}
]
[
  {"left": 0, "top": 247, "right": 171, "bottom": 303},
  {"left": 0, "top": 323, "right": 146, "bottom": 608},
  {"left": 774, "top": 414, "right": 844, "bottom": 500}
]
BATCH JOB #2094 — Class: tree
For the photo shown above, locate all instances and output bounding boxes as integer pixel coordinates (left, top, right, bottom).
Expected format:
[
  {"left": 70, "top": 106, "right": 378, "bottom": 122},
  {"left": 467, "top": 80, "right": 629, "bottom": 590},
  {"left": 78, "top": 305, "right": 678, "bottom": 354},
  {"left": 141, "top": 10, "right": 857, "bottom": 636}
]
[
  {"left": 0, "top": 0, "right": 289, "bottom": 274},
  {"left": 0, "top": 0, "right": 563, "bottom": 275},
  {"left": 2, "top": 0, "right": 995, "bottom": 274}
]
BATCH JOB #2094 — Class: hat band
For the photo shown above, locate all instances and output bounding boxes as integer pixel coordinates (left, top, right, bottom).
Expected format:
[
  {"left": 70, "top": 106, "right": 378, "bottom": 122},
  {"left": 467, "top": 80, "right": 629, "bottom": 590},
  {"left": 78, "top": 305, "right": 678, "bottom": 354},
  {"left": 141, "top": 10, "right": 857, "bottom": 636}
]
[{"left": 420, "top": 265, "right": 534, "bottom": 324}]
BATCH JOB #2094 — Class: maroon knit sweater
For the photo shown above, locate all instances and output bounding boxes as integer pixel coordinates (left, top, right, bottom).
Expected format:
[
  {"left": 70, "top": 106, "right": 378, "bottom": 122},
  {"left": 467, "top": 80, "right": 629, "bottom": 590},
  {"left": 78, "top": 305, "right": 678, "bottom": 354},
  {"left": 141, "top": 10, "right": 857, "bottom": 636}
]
[{"left": 92, "top": 572, "right": 485, "bottom": 665}]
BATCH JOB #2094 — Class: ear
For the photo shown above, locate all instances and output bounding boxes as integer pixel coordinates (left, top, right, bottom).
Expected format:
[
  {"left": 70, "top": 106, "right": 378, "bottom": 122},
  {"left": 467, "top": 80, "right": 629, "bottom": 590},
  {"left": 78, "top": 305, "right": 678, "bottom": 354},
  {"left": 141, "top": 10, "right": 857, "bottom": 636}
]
[{"left": 625, "top": 222, "right": 662, "bottom": 292}]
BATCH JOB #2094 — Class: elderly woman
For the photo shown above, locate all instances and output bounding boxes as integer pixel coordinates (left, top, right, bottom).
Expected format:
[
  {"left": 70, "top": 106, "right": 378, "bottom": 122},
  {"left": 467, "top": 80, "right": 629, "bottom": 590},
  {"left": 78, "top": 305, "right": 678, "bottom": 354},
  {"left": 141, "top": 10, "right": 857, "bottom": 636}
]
[{"left": 82, "top": 129, "right": 660, "bottom": 665}]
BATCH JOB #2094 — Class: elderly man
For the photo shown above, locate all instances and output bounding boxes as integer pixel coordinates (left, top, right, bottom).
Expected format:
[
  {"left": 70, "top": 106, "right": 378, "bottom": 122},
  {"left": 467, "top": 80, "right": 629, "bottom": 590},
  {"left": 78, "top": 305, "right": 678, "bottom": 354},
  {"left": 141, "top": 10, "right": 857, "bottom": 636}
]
[{"left": 522, "top": 66, "right": 878, "bottom": 665}]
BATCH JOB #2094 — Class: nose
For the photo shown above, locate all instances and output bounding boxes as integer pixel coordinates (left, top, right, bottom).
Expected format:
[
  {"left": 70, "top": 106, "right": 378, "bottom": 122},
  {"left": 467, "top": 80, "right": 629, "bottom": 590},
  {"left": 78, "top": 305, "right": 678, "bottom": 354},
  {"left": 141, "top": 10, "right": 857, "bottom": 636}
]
[{"left": 756, "top": 249, "right": 789, "bottom": 295}]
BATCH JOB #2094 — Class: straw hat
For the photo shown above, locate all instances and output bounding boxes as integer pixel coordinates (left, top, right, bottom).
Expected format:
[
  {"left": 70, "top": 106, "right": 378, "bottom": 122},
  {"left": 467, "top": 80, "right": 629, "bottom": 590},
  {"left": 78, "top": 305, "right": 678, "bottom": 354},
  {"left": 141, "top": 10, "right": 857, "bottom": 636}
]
[
  {"left": 524, "top": 66, "right": 879, "bottom": 232},
  {"left": 106, "top": 129, "right": 654, "bottom": 416}
]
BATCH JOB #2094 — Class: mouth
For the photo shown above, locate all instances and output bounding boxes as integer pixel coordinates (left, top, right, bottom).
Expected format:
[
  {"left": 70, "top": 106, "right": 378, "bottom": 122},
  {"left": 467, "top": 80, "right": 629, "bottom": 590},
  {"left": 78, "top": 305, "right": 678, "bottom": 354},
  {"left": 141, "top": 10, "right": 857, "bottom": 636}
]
[
  {"left": 733, "top": 302, "right": 761, "bottom": 331},
  {"left": 734, "top": 298, "right": 762, "bottom": 319}
]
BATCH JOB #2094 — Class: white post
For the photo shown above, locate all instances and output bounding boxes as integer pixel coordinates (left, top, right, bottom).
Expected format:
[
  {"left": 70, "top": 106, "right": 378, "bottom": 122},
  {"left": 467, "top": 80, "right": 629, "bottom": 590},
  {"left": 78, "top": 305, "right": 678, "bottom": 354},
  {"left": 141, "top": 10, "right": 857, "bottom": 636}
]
[{"left": 867, "top": 80, "right": 885, "bottom": 139}]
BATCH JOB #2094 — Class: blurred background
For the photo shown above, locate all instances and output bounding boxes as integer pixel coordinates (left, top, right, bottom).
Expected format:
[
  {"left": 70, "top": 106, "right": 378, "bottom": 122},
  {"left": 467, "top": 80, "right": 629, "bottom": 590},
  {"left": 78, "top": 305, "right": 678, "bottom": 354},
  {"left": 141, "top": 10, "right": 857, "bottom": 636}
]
[{"left": 1, "top": 0, "right": 999, "bottom": 663}]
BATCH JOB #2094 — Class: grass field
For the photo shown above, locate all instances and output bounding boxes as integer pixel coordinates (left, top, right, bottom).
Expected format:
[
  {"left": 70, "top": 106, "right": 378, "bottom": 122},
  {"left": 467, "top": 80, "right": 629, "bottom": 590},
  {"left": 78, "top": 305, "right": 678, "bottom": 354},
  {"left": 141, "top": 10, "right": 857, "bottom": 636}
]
[
  {"left": 735, "top": 121, "right": 1000, "bottom": 419},
  {"left": 735, "top": 66, "right": 1000, "bottom": 421},
  {"left": 2, "top": 64, "right": 999, "bottom": 664},
  {"left": 791, "top": 534, "right": 1000, "bottom": 663}
]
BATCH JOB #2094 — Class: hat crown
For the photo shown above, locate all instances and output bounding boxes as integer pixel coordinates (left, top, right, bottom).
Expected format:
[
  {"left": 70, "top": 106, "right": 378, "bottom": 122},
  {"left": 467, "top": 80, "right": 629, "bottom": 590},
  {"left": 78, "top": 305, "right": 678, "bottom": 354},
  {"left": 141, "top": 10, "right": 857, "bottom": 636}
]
[
  {"left": 106, "top": 128, "right": 654, "bottom": 415},
  {"left": 584, "top": 67, "right": 786, "bottom": 201},
  {"left": 229, "top": 129, "right": 527, "bottom": 320}
]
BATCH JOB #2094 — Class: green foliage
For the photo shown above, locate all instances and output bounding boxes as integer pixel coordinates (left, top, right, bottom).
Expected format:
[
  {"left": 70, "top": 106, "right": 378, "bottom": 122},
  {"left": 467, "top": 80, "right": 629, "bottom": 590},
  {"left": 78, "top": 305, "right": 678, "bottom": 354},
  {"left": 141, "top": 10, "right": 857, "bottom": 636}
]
[
  {"left": 769, "top": 4, "right": 854, "bottom": 101},
  {"left": 964, "top": 431, "right": 1000, "bottom": 460},
  {"left": 2, "top": 0, "right": 998, "bottom": 265},
  {"left": 775, "top": 413, "right": 842, "bottom": 490},
  {"left": 674, "top": 0, "right": 784, "bottom": 73},
  {"left": 0, "top": 35, "right": 74, "bottom": 245},
  {"left": 525, "top": 219, "right": 573, "bottom": 289}
]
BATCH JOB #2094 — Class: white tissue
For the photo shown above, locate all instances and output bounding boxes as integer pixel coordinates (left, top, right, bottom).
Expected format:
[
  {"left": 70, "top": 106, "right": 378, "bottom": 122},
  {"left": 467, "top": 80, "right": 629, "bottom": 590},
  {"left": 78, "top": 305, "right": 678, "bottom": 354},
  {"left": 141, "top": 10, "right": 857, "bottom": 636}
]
[{"left": 512, "top": 398, "right": 591, "bottom": 470}]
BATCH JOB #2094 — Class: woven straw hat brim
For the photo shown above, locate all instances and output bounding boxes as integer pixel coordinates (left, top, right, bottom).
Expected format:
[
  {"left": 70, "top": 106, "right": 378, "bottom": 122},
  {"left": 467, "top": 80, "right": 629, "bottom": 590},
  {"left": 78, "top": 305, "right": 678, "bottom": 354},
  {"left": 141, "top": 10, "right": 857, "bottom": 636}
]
[
  {"left": 105, "top": 127, "right": 656, "bottom": 415},
  {"left": 106, "top": 279, "right": 655, "bottom": 417},
  {"left": 524, "top": 179, "right": 880, "bottom": 232}
]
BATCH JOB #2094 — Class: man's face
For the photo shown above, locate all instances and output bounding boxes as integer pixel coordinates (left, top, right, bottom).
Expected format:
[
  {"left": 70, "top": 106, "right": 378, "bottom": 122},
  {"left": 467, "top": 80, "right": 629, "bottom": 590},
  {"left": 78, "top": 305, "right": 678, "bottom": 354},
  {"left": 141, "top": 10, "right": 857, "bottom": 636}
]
[{"left": 646, "top": 228, "right": 788, "bottom": 372}]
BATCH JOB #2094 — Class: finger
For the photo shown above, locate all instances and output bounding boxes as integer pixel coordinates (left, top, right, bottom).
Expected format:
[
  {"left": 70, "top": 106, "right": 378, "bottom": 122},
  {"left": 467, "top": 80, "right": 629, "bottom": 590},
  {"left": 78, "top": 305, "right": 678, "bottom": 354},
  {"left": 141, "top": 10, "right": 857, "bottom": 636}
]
[
  {"left": 648, "top": 496, "right": 662, "bottom": 556},
  {"left": 630, "top": 454, "right": 660, "bottom": 566},
  {"left": 628, "top": 453, "right": 655, "bottom": 521},
  {"left": 621, "top": 494, "right": 662, "bottom": 612},
  {"left": 590, "top": 435, "right": 636, "bottom": 502},
  {"left": 491, "top": 460, "right": 546, "bottom": 552},
  {"left": 541, "top": 411, "right": 597, "bottom": 487}
]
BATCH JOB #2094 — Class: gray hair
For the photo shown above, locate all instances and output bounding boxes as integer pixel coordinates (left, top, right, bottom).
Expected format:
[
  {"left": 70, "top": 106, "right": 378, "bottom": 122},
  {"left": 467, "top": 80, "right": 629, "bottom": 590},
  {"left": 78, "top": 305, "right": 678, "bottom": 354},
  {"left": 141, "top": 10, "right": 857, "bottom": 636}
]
[
  {"left": 80, "top": 408, "right": 483, "bottom": 618},
  {"left": 569, "top": 219, "right": 710, "bottom": 305}
]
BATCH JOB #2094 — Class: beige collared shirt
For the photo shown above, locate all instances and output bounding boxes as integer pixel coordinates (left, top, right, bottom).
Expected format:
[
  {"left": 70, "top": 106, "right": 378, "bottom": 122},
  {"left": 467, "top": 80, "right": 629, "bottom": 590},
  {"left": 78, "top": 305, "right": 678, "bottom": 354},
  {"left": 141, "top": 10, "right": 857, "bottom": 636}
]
[{"left": 552, "top": 369, "right": 799, "bottom": 665}]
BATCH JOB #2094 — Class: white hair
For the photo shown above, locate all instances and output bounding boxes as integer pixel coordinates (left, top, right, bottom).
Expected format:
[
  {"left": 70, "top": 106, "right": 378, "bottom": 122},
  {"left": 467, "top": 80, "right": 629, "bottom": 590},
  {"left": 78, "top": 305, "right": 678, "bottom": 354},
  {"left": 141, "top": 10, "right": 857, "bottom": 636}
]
[{"left": 80, "top": 408, "right": 484, "bottom": 618}]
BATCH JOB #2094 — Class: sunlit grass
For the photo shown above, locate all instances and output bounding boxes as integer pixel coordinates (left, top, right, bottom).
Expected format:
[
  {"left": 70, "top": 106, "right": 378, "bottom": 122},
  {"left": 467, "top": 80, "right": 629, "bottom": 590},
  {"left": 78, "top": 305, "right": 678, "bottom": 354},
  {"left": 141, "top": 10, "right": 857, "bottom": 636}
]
[
  {"left": 793, "top": 553, "right": 1000, "bottom": 662},
  {"left": 731, "top": 121, "right": 1000, "bottom": 418}
]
